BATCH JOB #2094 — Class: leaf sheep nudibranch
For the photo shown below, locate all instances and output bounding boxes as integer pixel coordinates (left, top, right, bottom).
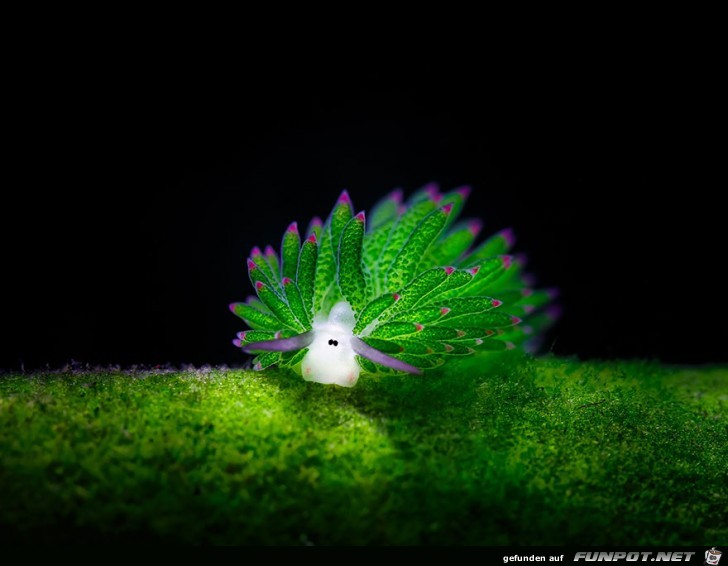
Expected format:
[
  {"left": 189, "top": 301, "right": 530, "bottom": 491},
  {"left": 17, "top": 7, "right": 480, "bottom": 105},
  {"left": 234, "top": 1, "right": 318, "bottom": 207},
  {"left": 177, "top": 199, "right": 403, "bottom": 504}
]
[{"left": 230, "top": 183, "right": 558, "bottom": 387}]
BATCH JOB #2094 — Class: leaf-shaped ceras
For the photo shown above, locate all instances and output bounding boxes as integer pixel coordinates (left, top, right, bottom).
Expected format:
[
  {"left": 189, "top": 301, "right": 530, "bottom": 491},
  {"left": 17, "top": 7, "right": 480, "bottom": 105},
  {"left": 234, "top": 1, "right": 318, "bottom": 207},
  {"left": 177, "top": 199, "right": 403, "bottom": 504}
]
[{"left": 230, "top": 184, "right": 558, "bottom": 387}]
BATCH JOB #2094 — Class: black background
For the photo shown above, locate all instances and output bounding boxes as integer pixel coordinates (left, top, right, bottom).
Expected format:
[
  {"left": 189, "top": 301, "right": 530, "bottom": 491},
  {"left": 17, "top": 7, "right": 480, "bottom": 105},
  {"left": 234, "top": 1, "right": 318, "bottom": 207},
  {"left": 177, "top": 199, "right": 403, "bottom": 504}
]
[{"left": 3, "top": 50, "right": 724, "bottom": 370}]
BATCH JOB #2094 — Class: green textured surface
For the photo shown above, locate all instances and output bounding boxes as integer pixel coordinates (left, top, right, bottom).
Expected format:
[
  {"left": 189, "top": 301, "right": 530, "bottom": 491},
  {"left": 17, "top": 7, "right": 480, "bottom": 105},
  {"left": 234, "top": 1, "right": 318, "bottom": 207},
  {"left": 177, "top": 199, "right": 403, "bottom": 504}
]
[
  {"left": 280, "top": 224, "right": 301, "bottom": 282},
  {"left": 385, "top": 206, "right": 449, "bottom": 293},
  {"left": 1, "top": 355, "right": 725, "bottom": 544},
  {"left": 296, "top": 235, "right": 318, "bottom": 319},
  {"left": 337, "top": 214, "right": 368, "bottom": 314},
  {"left": 229, "top": 302, "right": 280, "bottom": 331},
  {"left": 254, "top": 282, "right": 304, "bottom": 332}
]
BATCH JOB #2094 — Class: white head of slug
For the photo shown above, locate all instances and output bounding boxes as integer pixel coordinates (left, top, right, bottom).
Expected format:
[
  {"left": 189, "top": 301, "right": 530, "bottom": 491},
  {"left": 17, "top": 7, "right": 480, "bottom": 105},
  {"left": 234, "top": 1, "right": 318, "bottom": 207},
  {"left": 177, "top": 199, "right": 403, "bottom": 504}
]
[{"left": 301, "top": 301, "right": 360, "bottom": 387}]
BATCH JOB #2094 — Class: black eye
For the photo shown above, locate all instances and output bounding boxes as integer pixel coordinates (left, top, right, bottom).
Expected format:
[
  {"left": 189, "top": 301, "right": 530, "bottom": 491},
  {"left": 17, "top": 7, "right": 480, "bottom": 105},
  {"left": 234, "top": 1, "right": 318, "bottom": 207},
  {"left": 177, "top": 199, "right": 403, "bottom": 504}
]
[{"left": 328, "top": 339, "right": 338, "bottom": 347}]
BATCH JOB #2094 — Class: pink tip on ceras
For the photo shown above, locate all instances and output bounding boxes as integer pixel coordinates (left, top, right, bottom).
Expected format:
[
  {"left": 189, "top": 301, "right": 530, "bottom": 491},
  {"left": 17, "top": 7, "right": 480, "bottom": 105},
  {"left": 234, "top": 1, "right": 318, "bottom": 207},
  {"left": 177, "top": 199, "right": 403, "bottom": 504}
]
[
  {"left": 522, "top": 273, "right": 536, "bottom": 287},
  {"left": 500, "top": 227, "right": 516, "bottom": 247},
  {"left": 355, "top": 211, "right": 366, "bottom": 222},
  {"left": 232, "top": 339, "right": 242, "bottom": 348},
  {"left": 247, "top": 258, "right": 257, "bottom": 270},
  {"left": 264, "top": 245, "right": 276, "bottom": 257},
  {"left": 444, "top": 266, "right": 455, "bottom": 275},
  {"left": 440, "top": 307, "right": 451, "bottom": 316},
  {"left": 338, "top": 189, "right": 351, "bottom": 206},
  {"left": 506, "top": 342, "right": 516, "bottom": 350},
  {"left": 390, "top": 188, "right": 403, "bottom": 204},
  {"left": 255, "top": 281, "right": 265, "bottom": 290},
  {"left": 423, "top": 182, "right": 440, "bottom": 199},
  {"left": 414, "top": 323, "right": 424, "bottom": 332},
  {"left": 523, "top": 305, "right": 535, "bottom": 314},
  {"left": 251, "top": 246, "right": 262, "bottom": 257},
  {"left": 286, "top": 221, "right": 299, "bottom": 234},
  {"left": 455, "top": 185, "right": 472, "bottom": 200},
  {"left": 547, "top": 305, "right": 563, "bottom": 320},
  {"left": 442, "top": 203, "right": 453, "bottom": 214},
  {"left": 393, "top": 293, "right": 401, "bottom": 301},
  {"left": 282, "top": 277, "right": 292, "bottom": 285},
  {"left": 468, "top": 266, "right": 480, "bottom": 276},
  {"left": 511, "top": 316, "right": 522, "bottom": 325},
  {"left": 514, "top": 253, "right": 528, "bottom": 268},
  {"left": 310, "top": 216, "right": 323, "bottom": 227},
  {"left": 456, "top": 330, "right": 466, "bottom": 338},
  {"left": 491, "top": 299, "right": 502, "bottom": 308},
  {"left": 502, "top": 255, "right": 513, "bottom": 270},
  {"left": 468, "top": 219, "right": 483, "bottom": 236},
  {"left": 306, "top": 233, "right": 317, "bottom": 243}
]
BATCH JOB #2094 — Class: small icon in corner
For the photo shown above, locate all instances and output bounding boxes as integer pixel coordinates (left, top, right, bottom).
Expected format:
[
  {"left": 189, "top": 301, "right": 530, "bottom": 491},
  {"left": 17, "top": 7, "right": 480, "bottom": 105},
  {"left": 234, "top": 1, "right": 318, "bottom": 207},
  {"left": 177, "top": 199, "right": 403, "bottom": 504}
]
[{"left": 705, "top": 548, "right": 722, "bottom": 566}]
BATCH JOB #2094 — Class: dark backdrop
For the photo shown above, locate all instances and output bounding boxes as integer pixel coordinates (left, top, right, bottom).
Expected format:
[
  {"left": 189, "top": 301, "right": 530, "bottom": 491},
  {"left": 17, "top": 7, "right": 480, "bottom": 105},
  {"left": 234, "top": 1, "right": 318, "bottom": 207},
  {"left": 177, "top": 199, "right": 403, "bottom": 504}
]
[{"left": 3, "top": 57, "right": 724, "bottom": 370}]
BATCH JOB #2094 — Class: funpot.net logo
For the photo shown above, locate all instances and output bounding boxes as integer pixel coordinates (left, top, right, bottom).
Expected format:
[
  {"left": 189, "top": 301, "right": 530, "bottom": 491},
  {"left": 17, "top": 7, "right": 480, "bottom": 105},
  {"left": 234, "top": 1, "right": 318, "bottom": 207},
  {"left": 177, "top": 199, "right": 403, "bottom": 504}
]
[
  {"left": 705, "top": 549, "right": 721, "bottom": 566},
  {"left": 573, "top": 552, "right": 697, "bottom": 562}
]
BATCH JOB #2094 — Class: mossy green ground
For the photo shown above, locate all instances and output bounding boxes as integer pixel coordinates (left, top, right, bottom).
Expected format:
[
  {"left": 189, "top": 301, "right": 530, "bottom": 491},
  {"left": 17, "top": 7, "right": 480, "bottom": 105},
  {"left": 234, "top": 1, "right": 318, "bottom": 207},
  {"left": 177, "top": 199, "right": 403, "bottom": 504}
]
[{"left": 0, "top": 354, "right": 725, "bottom": 545}]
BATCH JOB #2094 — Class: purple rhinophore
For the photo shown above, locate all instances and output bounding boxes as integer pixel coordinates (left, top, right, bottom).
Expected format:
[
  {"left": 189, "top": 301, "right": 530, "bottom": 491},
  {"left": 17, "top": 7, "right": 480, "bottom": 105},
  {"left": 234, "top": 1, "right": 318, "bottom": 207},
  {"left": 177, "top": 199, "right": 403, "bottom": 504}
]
[
  {"left": 243, "top": 331, "right": 315, "bottom": 353},
  {"left": 350, "top": 337, "right": 422, "bottom": 375}
]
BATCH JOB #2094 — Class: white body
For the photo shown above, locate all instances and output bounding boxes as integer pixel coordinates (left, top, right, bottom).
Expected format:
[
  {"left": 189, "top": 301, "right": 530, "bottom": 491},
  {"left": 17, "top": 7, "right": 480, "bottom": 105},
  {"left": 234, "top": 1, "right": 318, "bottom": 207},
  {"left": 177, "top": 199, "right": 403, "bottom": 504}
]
[{"left": 301, "top": 301, "right": 361, "bottom": 387}]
